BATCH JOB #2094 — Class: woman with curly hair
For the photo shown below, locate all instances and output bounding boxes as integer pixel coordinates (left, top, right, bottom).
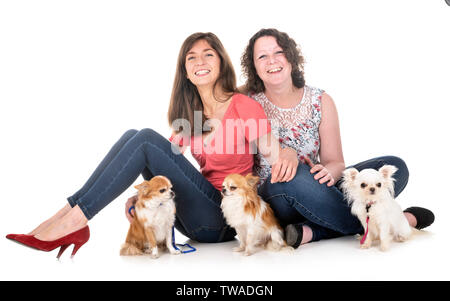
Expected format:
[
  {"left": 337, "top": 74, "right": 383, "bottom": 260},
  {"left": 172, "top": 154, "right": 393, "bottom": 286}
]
[{"left": 241, "top": 28, "right": 435, "bottom": 248}]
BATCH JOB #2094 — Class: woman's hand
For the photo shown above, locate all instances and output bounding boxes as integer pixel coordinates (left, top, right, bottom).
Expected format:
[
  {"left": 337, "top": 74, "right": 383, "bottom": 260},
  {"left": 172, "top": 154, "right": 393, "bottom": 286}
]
[
  {"left": 271, "top": 147, "right": 299, "bottom": 183},
  {"left": 304, "top": 157, "right": 336, "bottom": 187},
  {"left": 125, "top": 195, "right": 138, "bottom": 223}
]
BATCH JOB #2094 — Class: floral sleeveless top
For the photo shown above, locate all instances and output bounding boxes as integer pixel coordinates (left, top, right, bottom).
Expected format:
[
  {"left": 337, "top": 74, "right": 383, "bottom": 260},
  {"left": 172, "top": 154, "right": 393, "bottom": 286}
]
[{"left": 250, "top": 85, "right": 324, "bottom": 182}]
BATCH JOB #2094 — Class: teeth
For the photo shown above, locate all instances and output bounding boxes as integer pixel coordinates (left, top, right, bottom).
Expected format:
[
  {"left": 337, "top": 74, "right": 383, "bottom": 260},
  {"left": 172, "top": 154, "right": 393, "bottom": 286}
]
[
  {"left": 195, "top": 70, "right": 210, "bottom": 75},
  {"left": 268, "top": 67, "right": 282, "bottom": 73}
]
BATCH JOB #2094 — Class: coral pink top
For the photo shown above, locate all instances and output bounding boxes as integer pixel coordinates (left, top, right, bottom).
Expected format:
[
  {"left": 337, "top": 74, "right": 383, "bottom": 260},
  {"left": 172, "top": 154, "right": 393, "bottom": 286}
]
[{"left": 170, "top": 93, "right": 271, "bottom": 190}]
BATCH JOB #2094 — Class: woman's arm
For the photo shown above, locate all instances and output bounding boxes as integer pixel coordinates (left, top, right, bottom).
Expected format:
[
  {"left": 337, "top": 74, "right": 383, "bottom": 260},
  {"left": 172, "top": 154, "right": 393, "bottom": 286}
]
[
  {"left": 256, "top": 132, "right": 299, "bottom": 183},
  {"left": 310, "top": 92, "right": 345, "bottom": 185}
]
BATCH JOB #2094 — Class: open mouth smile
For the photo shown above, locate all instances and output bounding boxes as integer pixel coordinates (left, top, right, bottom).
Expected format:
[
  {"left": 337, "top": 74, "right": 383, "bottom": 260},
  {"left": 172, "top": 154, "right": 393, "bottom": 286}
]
[
  {"left": 195, "top": 69, "right": 211, "bottom": 76},
  {"left": 267, "top": 67, "right": 283, "bottom": 74}
]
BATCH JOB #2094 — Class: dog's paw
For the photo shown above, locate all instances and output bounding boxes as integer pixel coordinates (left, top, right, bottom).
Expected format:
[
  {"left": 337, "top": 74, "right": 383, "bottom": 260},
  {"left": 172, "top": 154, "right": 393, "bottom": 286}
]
[
  {"left": 233, "top": 246, "right": 245, "bottom": 252},
  {"left": 395, "top": 235, "right": 408, "bottom": 242},
  {"left": 150, "top": 248, "right": 160, "bottom": 259},
  {"left": 380, "top": 243, "right": 390, "bottom": 252},
  {"left": 244, "top": 248, "right": 256, "bottom": 256},
  {"left": 360, "top": 242, "right": 371, "bottom": 249},
  {"left": 282, "top": 246, "right": 295, "bottom": 252},
  {"left": 170, "top": 249, "right": 181, "bottom": 255}
]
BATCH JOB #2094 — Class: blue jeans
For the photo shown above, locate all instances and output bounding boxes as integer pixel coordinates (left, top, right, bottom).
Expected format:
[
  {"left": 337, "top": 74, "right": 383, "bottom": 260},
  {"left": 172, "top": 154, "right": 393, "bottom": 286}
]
[
  {"left": 67, "top": 128, "right": 236, "bottom": 243},
  {"left": 258, "top": 156, "right": 409, "bottom": 242}
]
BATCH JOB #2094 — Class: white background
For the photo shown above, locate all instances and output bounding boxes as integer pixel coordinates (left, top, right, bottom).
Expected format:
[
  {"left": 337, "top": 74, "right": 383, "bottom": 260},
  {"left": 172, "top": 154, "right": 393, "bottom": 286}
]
[{"left": 0, "top": 0, "right": 449, "bottom": 281}]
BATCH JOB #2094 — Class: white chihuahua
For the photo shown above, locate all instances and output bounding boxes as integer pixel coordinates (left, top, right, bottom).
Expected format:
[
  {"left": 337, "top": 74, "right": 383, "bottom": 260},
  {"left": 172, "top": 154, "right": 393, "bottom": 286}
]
[{"left": 341, "top": 165, "right": 412, "bottom": 251}]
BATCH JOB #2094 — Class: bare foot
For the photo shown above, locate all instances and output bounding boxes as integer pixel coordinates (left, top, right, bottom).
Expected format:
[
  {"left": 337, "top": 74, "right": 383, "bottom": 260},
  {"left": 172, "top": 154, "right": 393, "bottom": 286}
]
[
  {"left": 28, "top": 204, "right": 72, "bottom": 236},
  {"left": 301, "top": 225, "right": 313, "bottom": 245},
  {"left": 404, "top": 212, "right": 417, "bottom": 228},
  {"left": 34, "top": 205, "right": 88, "bottom": 241}
]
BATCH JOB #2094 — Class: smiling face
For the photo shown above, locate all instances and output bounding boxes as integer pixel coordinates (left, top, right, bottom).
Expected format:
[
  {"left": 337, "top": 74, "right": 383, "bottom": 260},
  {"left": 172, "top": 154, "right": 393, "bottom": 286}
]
[
  {"left": 253, "top": 36, "right": 292, "bottom": 88},
  {"left": 185, "top": 39, "right": 221, "bottom": 89}
]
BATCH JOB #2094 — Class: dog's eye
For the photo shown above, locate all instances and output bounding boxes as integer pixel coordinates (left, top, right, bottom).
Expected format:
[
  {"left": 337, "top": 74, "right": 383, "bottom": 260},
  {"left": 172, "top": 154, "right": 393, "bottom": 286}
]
[
  {"left": 230, "top": 186, "right": 237, "bottom": 191},
  {"left": 376, "top": 183, "right": 382, "bottom": 188},
  {"left": 360, "top": 183, "right": 367, "bottom": 188},
  {"left": 159, "top": 188, "right": 166, "bottom": 193}
]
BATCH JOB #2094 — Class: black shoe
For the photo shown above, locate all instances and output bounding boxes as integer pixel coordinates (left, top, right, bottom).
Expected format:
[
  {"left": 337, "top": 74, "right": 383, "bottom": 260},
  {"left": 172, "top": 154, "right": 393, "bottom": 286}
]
[
  {"left": 404, "top": 207, "right": 435, "bottom": 230},
  {"left": 285, "top": 224, "right": 303, "bottom": 249}
]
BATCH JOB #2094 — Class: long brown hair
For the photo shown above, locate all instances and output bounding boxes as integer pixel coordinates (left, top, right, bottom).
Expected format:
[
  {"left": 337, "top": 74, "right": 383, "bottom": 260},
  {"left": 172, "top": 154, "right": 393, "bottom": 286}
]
[
  {"left": 241, "top": 28, "right": 305, "bottom": 94},
  {"left": 168, "top": 32, "right": 237, "bottom": 135}
]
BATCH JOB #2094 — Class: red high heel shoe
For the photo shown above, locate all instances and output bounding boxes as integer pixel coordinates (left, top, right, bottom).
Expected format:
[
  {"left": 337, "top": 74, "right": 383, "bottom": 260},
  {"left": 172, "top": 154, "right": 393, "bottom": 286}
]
[
  {"left": 6, "top": 234, "right": 22, "bottom": 240},
  {"left": 7, "top": 226, "right": 90, "bottom": 259},
  {"left": 6, "top": 233, "right": 33, "bottom": 240}
]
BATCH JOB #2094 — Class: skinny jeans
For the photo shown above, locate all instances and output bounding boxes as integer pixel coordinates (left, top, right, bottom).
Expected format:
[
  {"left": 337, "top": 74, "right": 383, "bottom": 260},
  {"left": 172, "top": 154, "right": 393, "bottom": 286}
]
[
  {"left": 67, "top": 128, "right": 236, "bottom": 243},
  {"left": 67, "top": 128, "right": 408, "bottom": 243}
]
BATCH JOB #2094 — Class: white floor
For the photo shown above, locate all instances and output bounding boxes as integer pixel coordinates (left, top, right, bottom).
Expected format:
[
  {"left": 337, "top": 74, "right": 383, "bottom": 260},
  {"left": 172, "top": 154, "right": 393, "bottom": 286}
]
[
  {"left": 1, "top": 0, "right": 449, "bottom": 282},
  {"left": 1, "top": 216, "right": 446, "bottom": 281},
  {"left": 1, "top": 148, "right": 448, "bottom": 281}
]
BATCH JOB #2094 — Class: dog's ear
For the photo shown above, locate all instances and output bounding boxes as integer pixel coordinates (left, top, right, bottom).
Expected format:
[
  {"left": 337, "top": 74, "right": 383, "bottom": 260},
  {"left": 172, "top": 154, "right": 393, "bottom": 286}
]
[
  {"left": 342, "top": 168, "right": 359, "bottom": 182},
  {"left": 379, "top": 165, "right": 398, "bottom": 179},
  {"left": 341, "top": 168, "right": 359, "bottom": 205},
  {"left": 245, "top": 173, "right": 260, "bottom": 189},
  {"left": 134, "top": 181, "right": 150, "bottom": 195}
]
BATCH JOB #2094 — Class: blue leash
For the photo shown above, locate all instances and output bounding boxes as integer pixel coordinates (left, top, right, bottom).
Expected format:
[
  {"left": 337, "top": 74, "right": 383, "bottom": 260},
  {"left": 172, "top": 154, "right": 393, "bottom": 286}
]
[
  {"left": 172, "top": 226, "right": 196, "bottom": 254},
  {"left": 128, "top": 206, "right": 196, "bottom": 254}
]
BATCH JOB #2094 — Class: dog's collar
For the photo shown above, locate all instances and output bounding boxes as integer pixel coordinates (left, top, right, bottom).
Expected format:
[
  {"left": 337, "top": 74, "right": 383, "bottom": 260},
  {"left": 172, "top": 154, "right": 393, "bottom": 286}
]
[
  {"left": 366, "top": 200, "right": 376, "bottom": 212},
  {"left": 128, "top": 202, "right": 163, "bottom": 215},
  {"left": 361, "top": 201, "right": 376, "bottom": 245}
]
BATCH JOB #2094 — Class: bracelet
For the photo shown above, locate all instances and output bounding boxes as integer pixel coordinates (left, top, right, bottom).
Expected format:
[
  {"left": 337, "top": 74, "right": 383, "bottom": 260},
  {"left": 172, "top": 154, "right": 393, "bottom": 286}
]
[{"left": 128, "top": 205, "right": 135, "bottom": 215}]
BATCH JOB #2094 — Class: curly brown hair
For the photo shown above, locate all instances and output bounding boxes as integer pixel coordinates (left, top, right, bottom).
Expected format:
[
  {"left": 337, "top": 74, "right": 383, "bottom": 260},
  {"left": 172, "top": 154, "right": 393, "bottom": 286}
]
[{"left": 241, "top": 28, "right": 305, "bottom": 94}]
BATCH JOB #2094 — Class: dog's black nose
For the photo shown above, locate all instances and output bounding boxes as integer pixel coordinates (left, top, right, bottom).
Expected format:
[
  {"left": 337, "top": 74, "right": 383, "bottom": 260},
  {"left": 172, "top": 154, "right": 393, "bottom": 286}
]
[
  {"left": 370, "top": 187, "right": 375, "bottom": 193},
  {"left": 170, "top": 191, "right": 175, "bottom": 198},
  {"left": 222, "top": 188, "right": 227, "bottom": 193}
]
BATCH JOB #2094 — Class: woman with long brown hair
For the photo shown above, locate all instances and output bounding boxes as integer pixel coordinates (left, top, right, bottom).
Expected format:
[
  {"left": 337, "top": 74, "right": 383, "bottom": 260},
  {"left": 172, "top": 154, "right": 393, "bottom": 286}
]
[{"left": 7, "top": 32, "right": 288, "bottom": 256}]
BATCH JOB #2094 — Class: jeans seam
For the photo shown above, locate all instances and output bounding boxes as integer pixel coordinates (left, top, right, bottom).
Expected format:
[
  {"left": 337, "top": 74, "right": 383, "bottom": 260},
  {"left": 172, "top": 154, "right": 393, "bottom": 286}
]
[
  {"left": 67, "top": 195, "right": 94, "bottom": 220},
  {"left": 263, "top": 193, "right": 340, "bottom": 232},
  {"left": 77, "top": 201, "right": 94, "bottom": 220},
  {"left": 191, "top": 225, "right": 227, "bottom": 243},
  {"left": 77, "top": 139, "right": 145, "bottom": 219},
  {"left": 396, "top": 174, "right": 408, "bottom": 197},
  {"left": 264, "top": 193, "right": 290, "bottom": 203},
  {"left": 191, "top": 225, "right": 224, "bottom": 233},
  {"left": 290, "top": 197, "right": 344, "bottom": 234},
  {"left": 67, "top": 196, "right": 77, "bottom": 208}
]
